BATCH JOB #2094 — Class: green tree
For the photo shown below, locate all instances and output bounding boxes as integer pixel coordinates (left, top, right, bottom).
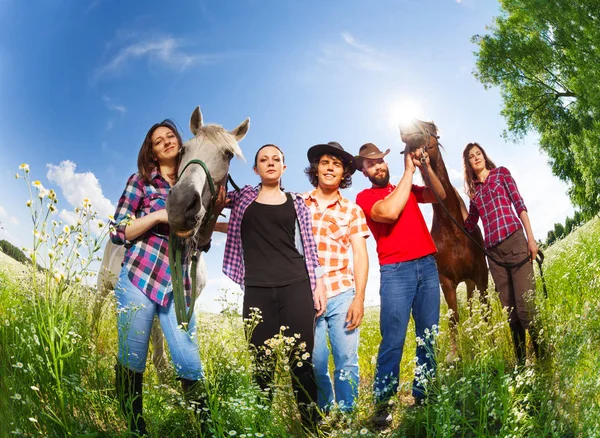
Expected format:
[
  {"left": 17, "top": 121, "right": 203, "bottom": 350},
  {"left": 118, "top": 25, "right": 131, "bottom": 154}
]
[
  {"left": 473, "top": 0, "right": 600, "bottom": 215},
  {"left": 0, "top": 239, "right": 29, "bottom": 264},
  {"left": 553, "top": 222, "right": 565, "bottom": 241},
  {"left": 546, "top": 229, "right": 556, "bottom": 246}
]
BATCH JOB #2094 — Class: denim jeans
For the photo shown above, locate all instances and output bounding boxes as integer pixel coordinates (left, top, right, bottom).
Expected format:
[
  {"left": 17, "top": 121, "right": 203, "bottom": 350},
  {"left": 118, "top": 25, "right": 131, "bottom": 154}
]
[
  {"left": 115, "top": 267, "right": 203, "bottom": 380},
  {"left": 313, "top": 288, "right": 360, "bottom": 412},
  {"left": 373, "top": 255, "right": 440, "bottom": 403}
]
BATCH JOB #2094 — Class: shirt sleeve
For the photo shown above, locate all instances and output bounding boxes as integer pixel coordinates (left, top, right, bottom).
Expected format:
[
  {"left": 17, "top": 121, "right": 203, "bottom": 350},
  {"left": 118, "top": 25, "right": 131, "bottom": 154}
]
[
  {"left": 350, "top": 204, "right": 370, "bottom": 239},
  {"left": 295, "top": 196, "right": 323, "bottom": 280},
  {"left": 355, "top": 191, "right": 376, "bottom": 221},
  {"left": 501, "top": 167, "right": 527, "bottom": 216},
  {"left": 464, "top": 201, "right": 480, "bottom": 233},
  {"left": 225, "top": 188, "right": 240, "bottom": 210},
  {"left": 111, "top": 173, "right": 144, "bottom": 245}
]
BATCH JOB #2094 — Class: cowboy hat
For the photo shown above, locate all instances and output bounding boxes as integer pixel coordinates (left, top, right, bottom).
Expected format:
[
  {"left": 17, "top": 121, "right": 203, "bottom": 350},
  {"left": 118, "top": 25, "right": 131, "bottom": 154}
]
[
  {"left": 307, "top": 141, "right": 357, "bottom": 175},
  {"left": 354, "top": 142, "right": 391, "bottom": 169}
]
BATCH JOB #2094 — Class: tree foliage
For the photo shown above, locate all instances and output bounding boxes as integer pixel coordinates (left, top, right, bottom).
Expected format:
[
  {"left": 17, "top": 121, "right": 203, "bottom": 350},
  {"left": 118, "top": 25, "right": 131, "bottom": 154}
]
[
  {"left": 0, "top": 239, "right": 29, "bottom": 265},
  {"left": 544, "top": 210, "right": 587, "bottom": 246},
  {"left": 473, "top": 0, "right": 600, "bottom": 214}
]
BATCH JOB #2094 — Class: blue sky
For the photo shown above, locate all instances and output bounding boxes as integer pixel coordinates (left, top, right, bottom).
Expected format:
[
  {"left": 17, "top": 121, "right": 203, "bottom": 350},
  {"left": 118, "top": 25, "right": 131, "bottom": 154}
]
[{"left": 0, "top": 0, "right": 574, "bottom": 312}]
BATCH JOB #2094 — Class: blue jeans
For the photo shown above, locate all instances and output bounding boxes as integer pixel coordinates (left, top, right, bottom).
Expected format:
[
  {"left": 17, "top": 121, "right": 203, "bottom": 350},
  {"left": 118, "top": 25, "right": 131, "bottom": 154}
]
[
  {"left": 115, "top": 267, "right": 203, "bottom": 380},
  {"left": 313, "top": 288, "right": 359, "bottom": 412},
  {"left": 373, "top": 255, "right": 440, "bottom": 403}
]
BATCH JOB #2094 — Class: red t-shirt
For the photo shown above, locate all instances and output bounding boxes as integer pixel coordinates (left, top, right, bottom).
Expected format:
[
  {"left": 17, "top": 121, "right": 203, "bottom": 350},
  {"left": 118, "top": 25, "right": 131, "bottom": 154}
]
[{"left": 356, "top": 184, "right": 437, "bottom": 265}]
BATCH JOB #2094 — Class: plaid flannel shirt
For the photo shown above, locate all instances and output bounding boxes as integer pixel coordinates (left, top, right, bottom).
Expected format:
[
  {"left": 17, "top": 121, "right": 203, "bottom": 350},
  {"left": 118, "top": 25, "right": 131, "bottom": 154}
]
[
  {"left": 111, "top": 171, "right": 191, "bottom": 306},
  {"left": 222, "top": 185, "right": 322, "bottom": 294},
  {"left": 303, "top": 190, "right": 369, "bottom": 298},
  {"left": 465, "top": 166, "right": 527, "bottom": 248}
]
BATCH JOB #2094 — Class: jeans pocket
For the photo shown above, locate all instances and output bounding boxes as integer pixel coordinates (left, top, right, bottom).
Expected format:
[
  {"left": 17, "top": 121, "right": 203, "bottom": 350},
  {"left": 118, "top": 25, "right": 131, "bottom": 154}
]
[{"left": 380, "top": 262, "right": 401, "bottom": 274}]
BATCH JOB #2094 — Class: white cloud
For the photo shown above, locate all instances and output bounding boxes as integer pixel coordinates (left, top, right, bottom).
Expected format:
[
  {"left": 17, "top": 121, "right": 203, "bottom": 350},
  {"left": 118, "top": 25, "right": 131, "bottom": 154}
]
[
  {"left": 318, "top": 32, "right": 389, "bottom": 72},
  {"left": 102, "top": 95, "right": 126, "bottom": 115},
  {"left": 447, "top": 167, "right": 463, "bottom": 185},
  {"left": 46, "top": 161, "right": 115, "bottom": 220},
  {"left": 93, "top": 36, "right": 214, "bottom": 82},
  {"left": 0, "top": 205, "right": 19, "bottom": 226}
]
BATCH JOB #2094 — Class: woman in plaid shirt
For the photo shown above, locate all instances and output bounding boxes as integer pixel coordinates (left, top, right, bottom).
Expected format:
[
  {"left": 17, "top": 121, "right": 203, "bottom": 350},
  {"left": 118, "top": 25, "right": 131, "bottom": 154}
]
[
  {"left": 463, "top": 142, "right": 542, "bottom": 365},
  {"left": 220, "top": 144, "right": 326, "bottom": 430},
  {"left": 111, "top": 120, "right": 205, "bottom": 435}
]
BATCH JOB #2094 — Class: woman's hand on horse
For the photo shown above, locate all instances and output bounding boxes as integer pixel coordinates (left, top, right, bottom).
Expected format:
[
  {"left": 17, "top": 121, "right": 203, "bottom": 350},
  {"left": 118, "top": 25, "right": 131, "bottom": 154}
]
[{"left": 214, "top": 186, "right": 229, "bottom": 215}]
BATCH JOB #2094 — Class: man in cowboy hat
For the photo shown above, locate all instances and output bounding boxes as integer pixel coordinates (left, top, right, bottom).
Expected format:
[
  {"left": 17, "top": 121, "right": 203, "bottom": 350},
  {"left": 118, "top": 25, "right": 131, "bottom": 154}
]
[
  {"left": 303, "top": 141, "right": 370, "bottom": 414},
  {"left": 354, "top": 142, "right": 445, "bottom": 424}
]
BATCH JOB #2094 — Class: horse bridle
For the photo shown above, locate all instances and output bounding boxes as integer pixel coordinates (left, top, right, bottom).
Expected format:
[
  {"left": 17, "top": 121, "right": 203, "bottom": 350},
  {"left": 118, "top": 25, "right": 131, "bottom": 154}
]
[
  {"left": 170, "top": 157, "right": 240, "bottom": 328},
  {"left": 177, "top": 158, "right": 218, "bottom": 251}
]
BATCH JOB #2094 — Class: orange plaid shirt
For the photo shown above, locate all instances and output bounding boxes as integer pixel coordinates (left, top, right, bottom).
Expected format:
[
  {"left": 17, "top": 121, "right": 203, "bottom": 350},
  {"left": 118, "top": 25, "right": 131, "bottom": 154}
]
[{"left": 303, "top": 190, "right": 370, "bottom": 298}]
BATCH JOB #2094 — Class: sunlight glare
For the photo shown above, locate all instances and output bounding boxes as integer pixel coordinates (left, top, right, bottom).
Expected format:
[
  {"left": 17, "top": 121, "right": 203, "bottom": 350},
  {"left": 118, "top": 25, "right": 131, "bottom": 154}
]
[{"left": 387, "top": 98, "right": 425, "bottom": 132}]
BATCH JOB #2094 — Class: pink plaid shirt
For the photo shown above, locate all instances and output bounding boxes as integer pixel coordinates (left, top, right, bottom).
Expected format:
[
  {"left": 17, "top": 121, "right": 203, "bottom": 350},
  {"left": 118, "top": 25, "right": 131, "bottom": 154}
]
[
  {"left": 111, "top": 171, "right": 192, "bottom": 307},
  {"left": 464, "top": 166, "right": 527, "bottom": 248}
]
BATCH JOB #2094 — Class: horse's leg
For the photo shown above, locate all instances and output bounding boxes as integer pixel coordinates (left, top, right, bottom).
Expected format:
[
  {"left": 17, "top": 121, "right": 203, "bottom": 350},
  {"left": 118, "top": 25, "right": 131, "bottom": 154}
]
[
  {"left": 150, "top": 321, "right": 171, "bottom": 384},
  {"left": 440, "top": 275, "right": 460, "bottom": 362}
]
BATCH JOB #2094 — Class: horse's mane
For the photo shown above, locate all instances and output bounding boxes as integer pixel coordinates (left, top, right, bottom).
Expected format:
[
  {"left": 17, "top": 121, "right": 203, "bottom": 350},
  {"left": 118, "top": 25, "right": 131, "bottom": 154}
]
[{"left": 195, "top": 124, "right": 245, "bottom": 161}]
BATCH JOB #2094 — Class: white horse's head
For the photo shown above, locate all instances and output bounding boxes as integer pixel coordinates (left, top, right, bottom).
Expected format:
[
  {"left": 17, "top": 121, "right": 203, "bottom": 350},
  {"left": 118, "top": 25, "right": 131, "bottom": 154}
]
[{"left": 167, "top": 106, "right": 248, "bottom": 241}]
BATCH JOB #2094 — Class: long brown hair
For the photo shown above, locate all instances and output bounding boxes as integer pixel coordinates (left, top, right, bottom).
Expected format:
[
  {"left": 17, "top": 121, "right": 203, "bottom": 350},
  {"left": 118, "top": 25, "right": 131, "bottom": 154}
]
[
  {"left": 137, "top": 119, "right": 183, "bottom": 183},
  {"left": 463, "top": 142, "right": 496, "bottom": 198}
]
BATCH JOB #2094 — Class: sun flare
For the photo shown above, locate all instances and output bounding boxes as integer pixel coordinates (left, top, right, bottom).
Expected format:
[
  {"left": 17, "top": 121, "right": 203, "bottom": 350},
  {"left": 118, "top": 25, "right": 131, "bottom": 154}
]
[{"left": 387, "top": 98, "right": 425, "bottom": 131}]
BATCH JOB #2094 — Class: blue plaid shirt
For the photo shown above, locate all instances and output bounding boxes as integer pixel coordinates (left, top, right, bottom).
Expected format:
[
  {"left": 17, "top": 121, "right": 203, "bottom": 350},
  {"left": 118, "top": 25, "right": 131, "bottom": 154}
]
[{"left": 222, "top": 185, "right": 322, "bottom": 294}]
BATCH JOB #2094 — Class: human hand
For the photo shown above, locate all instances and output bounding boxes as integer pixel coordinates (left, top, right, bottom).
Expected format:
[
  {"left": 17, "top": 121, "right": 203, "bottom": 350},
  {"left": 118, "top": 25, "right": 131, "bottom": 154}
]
[
  {"left": 345, "top": 297, "right": 364, "bottom": 330},
  {"left": 404, "top": 145, "right": 416, "bottom": 174},
  {"left": 528, "top": 239, "right": 539, "bottom": 263},
  {"left": 214, "top": 186, "right": 229, "bottom": 215},
  {"left": 412, "top": 148, "right": 430, "bottom": 168},
  {"left": 313, "top": 278, "right": 327, "bottom": 317}
]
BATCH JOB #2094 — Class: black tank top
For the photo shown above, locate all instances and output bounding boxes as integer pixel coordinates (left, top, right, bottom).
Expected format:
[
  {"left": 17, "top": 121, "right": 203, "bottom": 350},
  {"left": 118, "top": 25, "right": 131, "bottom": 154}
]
[{"left": 241, "top": 193, "right": 309, "bottom": 287}]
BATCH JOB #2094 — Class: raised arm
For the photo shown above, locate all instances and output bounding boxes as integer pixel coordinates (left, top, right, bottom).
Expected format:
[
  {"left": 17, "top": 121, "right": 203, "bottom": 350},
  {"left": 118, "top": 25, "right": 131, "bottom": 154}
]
[
  {"left": 416, "top": 152, "right": 446, "bottom": 203},
  {"left": 370, "top": 151, "right": 417, "bottom": 223}
]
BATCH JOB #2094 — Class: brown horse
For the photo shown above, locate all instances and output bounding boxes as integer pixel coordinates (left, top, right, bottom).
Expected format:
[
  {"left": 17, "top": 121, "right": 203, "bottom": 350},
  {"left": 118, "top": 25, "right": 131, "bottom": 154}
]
[{"left": 400, "top": 120, "right": 488, "bottom": 358}]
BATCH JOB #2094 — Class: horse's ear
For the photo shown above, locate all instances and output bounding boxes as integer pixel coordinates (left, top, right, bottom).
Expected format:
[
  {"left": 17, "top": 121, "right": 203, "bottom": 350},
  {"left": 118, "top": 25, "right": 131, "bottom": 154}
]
[
  {"left": 231, "top": 118, "right": 250, "bottom": 142},
  {"left": 190, "top": 106, "right": 204, "bottom": 136}
]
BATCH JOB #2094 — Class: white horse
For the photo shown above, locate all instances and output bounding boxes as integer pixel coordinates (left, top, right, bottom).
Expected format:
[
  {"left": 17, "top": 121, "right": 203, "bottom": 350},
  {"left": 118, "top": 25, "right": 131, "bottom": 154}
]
[{"left": 95, "top": 106, "right": 248, "bottom": 380}]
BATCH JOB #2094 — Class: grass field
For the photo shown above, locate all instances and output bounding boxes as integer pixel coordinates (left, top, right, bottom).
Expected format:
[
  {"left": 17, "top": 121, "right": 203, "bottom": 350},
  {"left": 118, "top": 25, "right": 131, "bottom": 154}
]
[{"left": 1, "top": 196, "right": 599, "bottom": 437}]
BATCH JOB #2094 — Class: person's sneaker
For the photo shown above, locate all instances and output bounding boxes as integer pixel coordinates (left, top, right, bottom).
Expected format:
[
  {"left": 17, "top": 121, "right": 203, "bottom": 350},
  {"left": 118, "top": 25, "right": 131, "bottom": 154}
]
[{"left": 371, "top": 403, "right": 392, "bottom": 428}]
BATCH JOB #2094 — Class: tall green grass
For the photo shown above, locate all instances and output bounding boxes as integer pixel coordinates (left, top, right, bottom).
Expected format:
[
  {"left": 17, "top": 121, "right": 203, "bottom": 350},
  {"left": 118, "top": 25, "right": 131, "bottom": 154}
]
[{"left": 1, "top": 167, "right": 598, "bottom": 437}]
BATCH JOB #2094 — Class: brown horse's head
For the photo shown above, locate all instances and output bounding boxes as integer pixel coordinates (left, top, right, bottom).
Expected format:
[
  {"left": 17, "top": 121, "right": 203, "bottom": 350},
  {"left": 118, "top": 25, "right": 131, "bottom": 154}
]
[{"left": 399, "top": 119, "right": 441, "bottom": 167}]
